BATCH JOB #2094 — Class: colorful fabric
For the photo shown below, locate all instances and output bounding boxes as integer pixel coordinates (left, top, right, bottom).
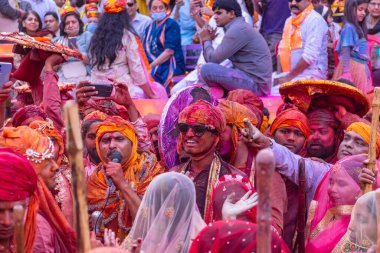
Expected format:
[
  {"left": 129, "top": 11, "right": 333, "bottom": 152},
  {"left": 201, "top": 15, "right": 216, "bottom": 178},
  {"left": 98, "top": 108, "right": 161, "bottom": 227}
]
[
  {"left": 346, "top": 122, "right": 380, "bottom": 158},
  {"left": 226, "top": 89, "right": 264, "bottom": 128},
  {"left": 12, "top": 105, "right": 47, "bottom": 127},
  {"left": 88, "top": 116, "right": 164, "bottom": 239},
  {"left": 0, "top": 127, "right": 76, "bottom": 253},
  {"left": 269, "top": 108, "right": 310, "bottom": 138},
  {"left": 305, "top": 154, "right": 365, "bottom": 253},
  {"left": 189, "top": 220, "right": 291, "bottom": 253},
  {"left": 60, "top": 6, "right": 77, "bottom": 17},
  {"left": 178, "top": 100, "right": 226, "bottom": 134},
  {"left": 212, "top": 174, "right": 257, "bottom": 222},
  {"left": 143, "top": 18, "right": 185, "bottom": 87},
  {"left": 218, "top": 100, "right": 258, "bottom": 164},
  {"left": 29, "top": 120, "right": 65, "bottom": 165},
  {"left": 279, "top": 4, "right": 314, "bottom": 72},
  {"left": 103, "top": 0, "right": 126, "bottom": 13}
]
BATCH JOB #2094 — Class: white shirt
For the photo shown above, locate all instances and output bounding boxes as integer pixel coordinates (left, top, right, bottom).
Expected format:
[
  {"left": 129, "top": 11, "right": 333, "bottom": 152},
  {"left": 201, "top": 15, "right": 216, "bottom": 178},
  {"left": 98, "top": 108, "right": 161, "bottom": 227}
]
[
  {"left": 280, "top": 10, "right": 328, "bottom": 80},
  {"left": 131, "top": 12, "right": 152, "bottom": 41}
]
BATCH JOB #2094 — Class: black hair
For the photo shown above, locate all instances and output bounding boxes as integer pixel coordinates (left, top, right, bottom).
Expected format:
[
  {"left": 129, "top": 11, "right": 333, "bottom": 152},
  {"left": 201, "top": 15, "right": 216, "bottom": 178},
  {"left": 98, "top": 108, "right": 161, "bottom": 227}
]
[
  {"left": 148, "top": 0, "right": 170, "bottom": 10},
  {"left": 44, "top": 11, "right": 59, "bottom": 21},
  {"left": 90, "top": 10, "right": 136, "bottom": 69},
  {"left": 20, "top": 10, "right": 42, "bottom": 33},
  {"left": 82, "top": 119, "right": 102, "bottom": 139},
  {"left": 59, "top": 12, "right": 84, "bottom": 37},
  {"left": 343, "top": 0, "right": 369, "bottom": 38},
  {"left": 212, "top": 0, "right": 242, "bottom": 17}
]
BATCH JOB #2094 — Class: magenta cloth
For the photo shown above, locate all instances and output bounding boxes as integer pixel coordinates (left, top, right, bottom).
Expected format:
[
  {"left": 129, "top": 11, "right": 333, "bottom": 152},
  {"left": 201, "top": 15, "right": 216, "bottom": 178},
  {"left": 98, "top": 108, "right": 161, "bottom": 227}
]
[
  {"left": 0, "top": 147, "right": 38, "bottom": 201},
  {"left": 43, "top": 71, "right": 64, "bottom": 131}
]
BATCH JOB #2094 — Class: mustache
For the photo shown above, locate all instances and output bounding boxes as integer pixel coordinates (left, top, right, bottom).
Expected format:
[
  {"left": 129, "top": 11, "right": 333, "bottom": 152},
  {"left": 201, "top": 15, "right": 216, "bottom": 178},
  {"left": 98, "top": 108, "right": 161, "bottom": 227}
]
[{"left": 290, "top": 5, "right": 299, "bottom": 9}]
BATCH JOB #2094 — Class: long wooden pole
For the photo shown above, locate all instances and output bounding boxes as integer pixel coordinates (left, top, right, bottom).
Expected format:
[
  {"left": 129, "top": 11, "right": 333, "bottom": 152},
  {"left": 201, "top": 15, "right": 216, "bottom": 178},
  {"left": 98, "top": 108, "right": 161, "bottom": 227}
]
[
  {"left": 256, "top": 148, "right": 275, "bottom": 253},
  {"left": 64, "top": 101, "right": 91, "bottom": 253},
  {"left": 365, "top": 87, "right": 380, "bottom": 193},
  {"left": 296, "top": 159, "right": 306, "bottom": 253},
  {"left": 13, "top": 205, "right": 25, "bottom": 253}
]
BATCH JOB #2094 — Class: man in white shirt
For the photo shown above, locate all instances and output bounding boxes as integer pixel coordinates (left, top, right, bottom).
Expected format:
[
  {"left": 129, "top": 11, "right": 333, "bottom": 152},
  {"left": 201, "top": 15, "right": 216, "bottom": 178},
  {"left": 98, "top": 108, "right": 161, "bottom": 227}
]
[
  {"left": 126, "top": 0, "right": 152, "bottom": 41},
  {"left": 274, "top": 0, "right": 328, "bottom": 84}
]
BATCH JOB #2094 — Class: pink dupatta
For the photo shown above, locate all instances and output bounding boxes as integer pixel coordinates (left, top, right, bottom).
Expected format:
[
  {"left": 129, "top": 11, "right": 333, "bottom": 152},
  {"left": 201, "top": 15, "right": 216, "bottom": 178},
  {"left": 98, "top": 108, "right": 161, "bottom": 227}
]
[{"left": 305, "top": 154, "right": 365, "bottom": 253}]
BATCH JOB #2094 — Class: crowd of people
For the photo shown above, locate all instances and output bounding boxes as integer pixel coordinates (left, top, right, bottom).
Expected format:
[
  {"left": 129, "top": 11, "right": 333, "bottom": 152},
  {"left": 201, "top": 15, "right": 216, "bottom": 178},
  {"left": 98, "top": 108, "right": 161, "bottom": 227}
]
[{"left": 0, "top": 0, "right": 380, "bottom": 251}]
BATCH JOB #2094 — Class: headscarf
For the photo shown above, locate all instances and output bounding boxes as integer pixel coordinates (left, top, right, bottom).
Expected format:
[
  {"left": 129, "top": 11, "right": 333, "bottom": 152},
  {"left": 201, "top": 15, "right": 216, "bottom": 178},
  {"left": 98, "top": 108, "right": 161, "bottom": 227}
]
[
  {"left": 29, "top": 120, "right": 65, "bottom": 165},
  {"left": 0, "top": 148, "right": 38, "bottom": 253},
  {"left": 306, "top": 154, "right": 365, "bottom": 253},
  {"left": 87, "top": 116, "right": 164, "bottom": 239},
  {"left": 218, "top": 100, "right": 258, "bottom": 163},
  {"left": 346, "top": 122, "right": 380, "bottom": 158},
  {"left": 123, "top": 172, "right": 206, "bottom": 253},
  {"left": 269, "top": 108, "right": 310, "bottom": 139},
  {"left": 12, "top": 105, "right": 47, "bottom": 127},
  {"left": 189, "top": 220, "right": 291, "bottom": 253},
  {"left": 212, "top": 174, "right": 256, "bottom": 222},
  {"left": 83, "top": 110, "right": 109, "bottom": 122},
  {"left": 307, "top": 109, "right": 342, "bottom": 163},
  {"left": 0, "top": 127, "right": 76, "bottom": 253},
  {"left": 226, "top": 89, "right": 265, "bottom": 129},
  {"left": 104, "top": 0, "right": 126, "bottom": 13},
  {"left": 177, "top": 100, "right": 226, "bottom": 160}
]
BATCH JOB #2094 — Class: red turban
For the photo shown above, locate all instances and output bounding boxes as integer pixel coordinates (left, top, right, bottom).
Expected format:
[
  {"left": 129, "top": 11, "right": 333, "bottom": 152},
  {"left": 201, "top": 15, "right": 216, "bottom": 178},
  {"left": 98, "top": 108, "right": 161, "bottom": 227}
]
[
  {"left": 0, "top": 148, "right": 37, "bottom": 201},
  {"left": 12, "top": 105, "right": 47, "bottom": 127},
  {"left": 227, "top": 89, "right": 264, "bottom": 127},
  {"left": 143, "top": 113, "right": 161, "bottom": 132},
  {"left": 269, "top": 108, "right": 310, "bottom": 138},
  {"left": 178, "top": 100, "right": 226, "bottom": 134}
]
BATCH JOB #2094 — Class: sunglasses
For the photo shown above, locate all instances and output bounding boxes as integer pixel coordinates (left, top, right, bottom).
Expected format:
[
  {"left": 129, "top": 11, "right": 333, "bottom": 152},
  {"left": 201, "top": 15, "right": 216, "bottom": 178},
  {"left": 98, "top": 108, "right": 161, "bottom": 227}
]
[
  {"left": 126, "top": 2, "right": 135, "bottom": 7},
  {"left": 177, "top": 123, "right": 217, "bottom": 137},
  {"left": 288, "top": 0, "right": 303, "bottom": 3}
]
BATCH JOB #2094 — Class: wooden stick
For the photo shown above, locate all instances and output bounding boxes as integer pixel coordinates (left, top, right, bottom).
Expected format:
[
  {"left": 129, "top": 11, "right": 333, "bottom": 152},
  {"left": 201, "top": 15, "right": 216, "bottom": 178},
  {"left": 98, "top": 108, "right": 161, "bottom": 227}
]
[
  {"left": 365, "top": 87, "right": 380, "bottom": 193},
  {"left": 64, "top": 101, "right": 91, "bottom": 253},
  {"left": 376, "top": 189, "right": 380, "bottom": 253},
  {"left": 13, "top": 205, "right": 25, "bottom": 253},
  {"left": 295, "top": 159, "right": 306, "bottom": 253},
  {"left": 256, "top": 148, "right": 275, "bottom": 253}
]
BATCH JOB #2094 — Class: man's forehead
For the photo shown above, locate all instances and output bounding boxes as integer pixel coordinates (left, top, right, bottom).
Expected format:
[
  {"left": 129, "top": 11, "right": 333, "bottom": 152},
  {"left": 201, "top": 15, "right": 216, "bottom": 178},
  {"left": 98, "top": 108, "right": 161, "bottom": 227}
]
[
  {"left": 309, "top": 123, "right": 333, "bottom": 130},
  {"left": 101, "top": 132, "right": 125, "bottom": 138},
  {"left": 278, "top": 126, "right": 303, "bottom": 132},
  {"left": 0, "top": 199, "right": 27, "bottom": 209},
  {"left": 345, "top": 131, "right": 367, "bottom": 143}
]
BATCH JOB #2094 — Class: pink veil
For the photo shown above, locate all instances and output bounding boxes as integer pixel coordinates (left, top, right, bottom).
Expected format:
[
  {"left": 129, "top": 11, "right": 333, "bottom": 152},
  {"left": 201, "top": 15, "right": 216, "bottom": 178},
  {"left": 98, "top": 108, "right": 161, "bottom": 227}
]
[
  {"left": 305, "top": 154, "right": 365, "bottom": 253},
  {"left": 122, "top": 172, "right": 206, "bottom": 253}
]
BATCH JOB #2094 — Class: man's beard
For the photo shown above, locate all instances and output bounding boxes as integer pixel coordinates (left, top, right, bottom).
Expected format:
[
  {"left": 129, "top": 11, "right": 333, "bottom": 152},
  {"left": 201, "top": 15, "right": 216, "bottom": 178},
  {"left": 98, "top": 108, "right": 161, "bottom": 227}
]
[
  {"left": 307, "top": 141, "right": 336, "bottom": 159},
  {"left": 88, "top": 149, "right": 101, "bottom": 164}
]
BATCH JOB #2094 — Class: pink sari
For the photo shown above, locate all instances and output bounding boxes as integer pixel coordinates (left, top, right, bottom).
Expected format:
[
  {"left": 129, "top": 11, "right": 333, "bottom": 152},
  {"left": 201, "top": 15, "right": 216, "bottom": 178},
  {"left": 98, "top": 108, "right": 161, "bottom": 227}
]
[{"left": 305, "top": 154, "right": 365, "bottom": 253}]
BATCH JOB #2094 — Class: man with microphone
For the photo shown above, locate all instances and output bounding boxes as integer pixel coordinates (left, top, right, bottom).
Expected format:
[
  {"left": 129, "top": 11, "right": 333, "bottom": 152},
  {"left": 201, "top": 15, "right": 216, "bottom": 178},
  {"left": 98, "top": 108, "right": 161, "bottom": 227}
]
[{"left": 87, "top": 116, "right": 164, "bottom": 240}]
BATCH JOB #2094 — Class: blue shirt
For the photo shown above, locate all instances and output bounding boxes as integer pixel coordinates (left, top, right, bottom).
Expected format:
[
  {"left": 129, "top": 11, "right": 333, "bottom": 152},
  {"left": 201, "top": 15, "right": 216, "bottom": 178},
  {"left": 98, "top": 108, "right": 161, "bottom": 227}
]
[{"left": 171, "top": 0, "right": 196, "bottom": 45}]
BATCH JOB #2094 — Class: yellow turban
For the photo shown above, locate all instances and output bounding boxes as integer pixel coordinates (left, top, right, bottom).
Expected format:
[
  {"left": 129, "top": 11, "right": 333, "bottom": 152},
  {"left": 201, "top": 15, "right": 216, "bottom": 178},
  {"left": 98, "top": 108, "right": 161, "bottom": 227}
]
[{"left": 346, "top": 122, "right": 380, "bottom": 158}]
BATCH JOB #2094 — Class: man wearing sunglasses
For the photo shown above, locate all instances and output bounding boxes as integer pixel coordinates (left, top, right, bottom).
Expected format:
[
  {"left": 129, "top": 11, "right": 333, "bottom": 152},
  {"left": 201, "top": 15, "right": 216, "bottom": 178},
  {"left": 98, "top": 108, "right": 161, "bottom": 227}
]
[
  {"left": 126, "top": 0, "right": 152, "bottom": 40},
  {"left": 172, "top": 99, "right": 245, "bottom": 223},
  {"left": 274, "top": 0, "right": 328, "bottom": 85}
]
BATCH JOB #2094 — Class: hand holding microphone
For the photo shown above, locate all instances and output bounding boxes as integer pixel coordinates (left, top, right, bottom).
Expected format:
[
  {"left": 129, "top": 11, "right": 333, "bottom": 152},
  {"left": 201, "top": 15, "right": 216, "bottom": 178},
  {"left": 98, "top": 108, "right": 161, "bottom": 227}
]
[{"left": 105, "top": 151, "right": 123, "bottom": 188}]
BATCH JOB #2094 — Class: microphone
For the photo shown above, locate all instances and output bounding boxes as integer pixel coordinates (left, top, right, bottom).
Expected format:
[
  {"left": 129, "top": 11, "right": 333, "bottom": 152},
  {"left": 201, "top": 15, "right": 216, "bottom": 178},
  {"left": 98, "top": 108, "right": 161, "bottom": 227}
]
[
  {"left": 91, "top": 211, "right": 103, "bottom": 236},
  {"left": 108, "top": 151, "right": 122, "bottom": 187}
]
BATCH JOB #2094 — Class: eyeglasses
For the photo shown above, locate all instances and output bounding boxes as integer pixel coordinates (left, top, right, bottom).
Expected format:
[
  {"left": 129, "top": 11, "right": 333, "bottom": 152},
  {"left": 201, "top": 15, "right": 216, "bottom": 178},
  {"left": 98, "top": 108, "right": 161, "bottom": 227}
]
[
  {"left": 369, "top": 2, "right": 380, "bottom": 7},
  {"left": 126, "top": 2, "right": 135, "bottom": 7},
  {"left": 177, "top": 123, "right": 217, "bottom": 137}
]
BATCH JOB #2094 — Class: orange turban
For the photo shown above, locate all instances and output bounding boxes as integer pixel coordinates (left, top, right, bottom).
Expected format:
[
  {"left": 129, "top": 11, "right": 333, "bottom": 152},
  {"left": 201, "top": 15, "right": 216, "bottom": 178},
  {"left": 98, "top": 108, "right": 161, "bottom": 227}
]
[
  {"left": 28, "top": 120, "right": 65, "bottom": 165},
  {"left": 60, "top": 6, "right": 77, "bottom": 18},
  {"left": 178, "top": 100, "right": 226, "bottom": 134},
  {"left": 0, "top": 126, "right": 54, "bottom": 172},
  {"left": 269, "top": 108, "right": 310, "bottom": 139},
  {"left": 95, "top": 116, "right": 138, "bottom": 168},
  {"left": 218, "top": 100, "right": 258, "bottom": 163},
  {"left": 346, "top": 122, "right": 380, "bottom": 158},
  {"left": 104, "top": 0, "right": 126, "bottom": 13}
]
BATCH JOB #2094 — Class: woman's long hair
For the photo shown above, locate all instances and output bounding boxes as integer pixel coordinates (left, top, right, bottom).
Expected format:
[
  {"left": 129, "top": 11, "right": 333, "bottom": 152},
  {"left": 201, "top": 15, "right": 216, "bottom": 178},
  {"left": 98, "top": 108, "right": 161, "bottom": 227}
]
[
  {"left": 20, "top": 10, "right": 42, "bottom": 33},
  {"left": 343, "top": 0, "right": 369, "bottom": 38},
  {"left": 89, "top": 10, "right": 135, "bottom": 70},
  {"left": 59, "top": 12, "right": 84, "bottom": 37}
]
